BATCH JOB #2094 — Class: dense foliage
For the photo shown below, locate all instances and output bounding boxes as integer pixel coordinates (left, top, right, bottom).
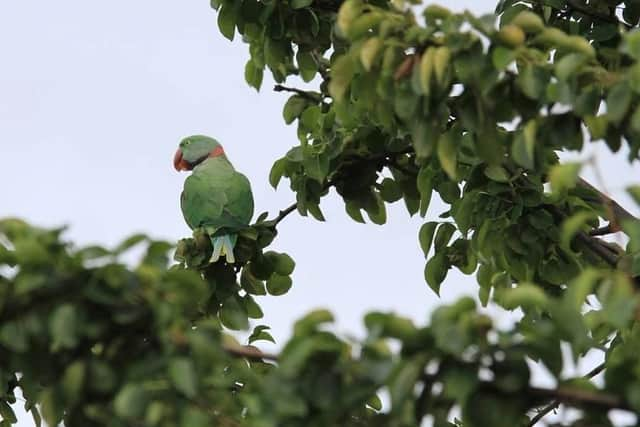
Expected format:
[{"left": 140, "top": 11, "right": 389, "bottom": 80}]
[{"left": 2, "top": 0, "right": 640, "bottom": 425}]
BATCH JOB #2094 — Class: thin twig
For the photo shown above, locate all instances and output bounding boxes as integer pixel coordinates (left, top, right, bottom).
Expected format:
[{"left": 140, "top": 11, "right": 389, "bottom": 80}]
[
  {"left": 575, "top": 232, "right": 621, "bottom": 267},
  {"left": 578, "top": 178, "right": 638, "bottom": 229},
  {"left": 273, "top": 84, "right": 322, "bottom": 103},
  {"left": 528, "top": 383, "right": 627, "bottom": 411},
  {"left": 223, "top": 343, "right": 279, "bottom": 362},
  {"left": 527, "top": 362, "right": 606, "bottom": 426},
  {"left": 309, "top": 50, "right": 330, "bottom": 80},
  {"left": 268, "top": 180, "right": 334, "bottom": 226},
  {"left": 544, "top": 203, "right": 621, "bottom": 267},
  {"left": 272, "top": 202, "right": 299, "bottom": 227}
]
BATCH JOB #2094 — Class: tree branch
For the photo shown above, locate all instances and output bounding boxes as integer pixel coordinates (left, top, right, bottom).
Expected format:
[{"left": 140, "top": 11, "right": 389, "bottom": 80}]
[
  {"left": 589, "top": 224, "right": 616, "bottom": 236},
  {"left": 536, "top": 196, "right": 623, "bottom": 268},
  {"left": 222, "top": 343, "right": 279, "bottom": 362},
  {"left": 267, "top": 180, "right": 334, "bottom": 227},
  {"left": 578, "top": 178, "right": 638, "bottom": 229},
  {"left": 527, "top": 382, "right": 627, "bottom": 412},
  {"left": 575, "top": 232, "right": 621, "bottom": 267},
  {"left": 527, "top": 362, "right": 606, "bottom": 426},
  {"left": 271, "top": 202, "right": 299, "bottom": 227},
  {"left": 273, "top": 85, "right": 323, "bottom": 103}
]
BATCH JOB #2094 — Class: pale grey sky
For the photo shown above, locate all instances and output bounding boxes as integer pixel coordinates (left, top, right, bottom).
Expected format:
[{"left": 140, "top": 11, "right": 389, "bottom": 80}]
[{"left": 1, "top": 1, "right": 638, "bottom": 426}]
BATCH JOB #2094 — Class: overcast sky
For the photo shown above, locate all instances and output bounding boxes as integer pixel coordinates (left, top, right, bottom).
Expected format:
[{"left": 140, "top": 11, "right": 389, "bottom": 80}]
[{"left": 1, "top": 1, "right": 639, "bottom": 426}]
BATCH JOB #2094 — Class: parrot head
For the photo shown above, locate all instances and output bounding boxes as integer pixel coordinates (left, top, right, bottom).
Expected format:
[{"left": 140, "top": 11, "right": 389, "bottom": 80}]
[{"left": 174, "top": 135, "right": 225, "bottom": 172}]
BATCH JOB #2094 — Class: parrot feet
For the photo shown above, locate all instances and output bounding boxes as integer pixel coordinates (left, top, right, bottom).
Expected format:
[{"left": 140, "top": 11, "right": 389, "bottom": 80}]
[{"left": 210, "top": 234, "right": 237, "bottom": 264}]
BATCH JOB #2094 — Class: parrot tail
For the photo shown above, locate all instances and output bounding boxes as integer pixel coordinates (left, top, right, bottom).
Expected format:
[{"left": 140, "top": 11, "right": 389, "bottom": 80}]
[{"left": 210, "top": 234, "right": 238, "bottom": 264}]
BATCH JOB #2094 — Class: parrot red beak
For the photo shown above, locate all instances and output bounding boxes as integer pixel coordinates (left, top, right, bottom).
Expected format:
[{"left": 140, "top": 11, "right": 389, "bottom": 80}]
[{"left": 173, "top": 148, "right": 190, "bottom": 171}]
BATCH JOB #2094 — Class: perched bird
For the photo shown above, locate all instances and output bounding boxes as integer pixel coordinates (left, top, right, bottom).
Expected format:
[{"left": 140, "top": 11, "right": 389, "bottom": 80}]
[{"left": 174, "top": 135, "right": 254, "bottom": 263}]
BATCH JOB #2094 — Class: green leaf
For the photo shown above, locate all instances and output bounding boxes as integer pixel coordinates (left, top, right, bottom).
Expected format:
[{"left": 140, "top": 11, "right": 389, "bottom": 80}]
[
  {"left": 624, "top": 29, "right": 640, "bottom": 59},
  {"left": 296, "top": 50, "right": 317, "bottom": 82},
  {"left": 452, "top": 193, "right": 476, "bottom": 234},
  {"left": 517, "top": 64, "right": 549, "bottom": 99},
  {"left": 561, "top": 211, "right": 597, "bottom": 251},
  {"left": 417, "top": 166, "right": 434, "bottom": 216},
  {"left": 512, "top": 121, "right": 536, "bottom": 170},
  {"left": 549, "top": 162, "right": 581, "bottom": 199},
  {"left": 434, "top": 223, "right": 456, "bottom": 251},
  {"left": 61, "top": 361, "right": 86, "bottom": 405},
  {"left": 283, "top": 95, "right": 308, "bottom": 125},
  {"left": 423, "top": 4, "right": 452, "bottom": 21},
  {"left": 249, "top": 325, "right": 276, "bottom": 344},
  {"left": 628, "top": 185, "right": 640, "bottom": 205},
  {"left": 267, "top": 273, "right": 293, "bottom": 296},
  {"left": 302, "top": 150, "right": 330, "bottom": 182},
  {"left": 307, "top": 202, "right": 326, "bottom": 221},
  {"left": 365, "top": 192, "right": 387, "bottom": 225},
  {"left": 585, "top": 115, "right": 608, "bottom": 139},
  {"left": 492, "top": 46, "right": 515, "bottom": 70},
  {"left": 300, "top": 105, "right": 322, "bottom": 133},
  {"left": 241, "top": 267, "right": 266, "bottom": 295},
  {"left": 438, "top": 180, "right": 460, "bottom": 203},
  {"left": 50, "top": 304, "right": 78, "bottom": 351},
  {"left": 419, "top": 222, "right": 438, "bottom": 256},
  {"left": 294, "top": 309, "right": 334, "bottom": 336},
  {"left": 180, "top": 407, "right": 209, "bottom": 427},
  {"left": 291, "top": 0, "right": 313, "bottom": 8},
  {"left": 0, "top": 401, "right": 16, "bottom": 424},
  {"left": 244, "top": 294, "right": 264, "bottom": 319},
  {"left": 379, "top": 178, "right": 403, "bottom": 203},
  {"left": 499, "top": 283, "right": 548, "bottom": 309},
  {"left": 265, "top": 251, "right": 296, "bottom": 276},
  {"left": 169, "top": 358, "right": 198, "bottom": 398},
  {"left": 367, "top": 394, "right": 383, "bottom": 411},
  {"left": 345, "top": 202, "right": 366, "bottom": 223},
  {"left": 389, "top": 359, "right": 423, "bottom": 408},
  {"left": 114, "top": 384, "right": 148, "bottom": 418},
  {"left": 250, "top": 254, "right": 275, "bottom": 280},
  {"left": 484, "top": 165, "right": 510, "bottom": 182},
  {"left": 555, "top": 53, "right": 587, "bottom": 81},
  {"left": 463, "top": 391, "right": 525, "bottom": 427},
  {"left": 337, "top": 0, "right": 363, "bottom": 36},
  {"left": 631, "top": 105, "right": 640, "bottom": 132},
  {"left": 607, "top": 82, "right": 632, "bottom": 124},
  {"left": 360, "top": 37, "right": 384, "bottom": 71},
  {"left": 437, "top": 131, "right": 458, "bottom": 180},
  {"left": 425, "top": 252, "right": 448, "bottom": 295},
  {"left": 217, "top": 3, "right": 237, "bottom": 41},
  {"left": 114, "top": 233, "right": 148, "bottom": 254},
  {"left": 269, "top": 158, "right": 287, "bottom": 189},
  {"left": 397, "top": 89, "right": 421, "bottom": 122},
  {"left": 40, "top": 388, "right": 63, "bottom": 427},
  {"left": 329, "top": 55, "right": 355, "bottom": 101},
  {"left": 219, "top": 296, "right": 250, "bottom": 330},
  {"left": 244, "top": 59, "right": 263, "bottom": 90},
  {"left": 411, "top": 119, "right": 437, "bottom": 162}
]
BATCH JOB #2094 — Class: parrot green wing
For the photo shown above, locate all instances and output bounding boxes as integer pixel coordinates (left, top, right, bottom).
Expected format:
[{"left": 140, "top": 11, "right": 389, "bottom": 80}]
[
  {"left": 219, "top": 171, "right": 254, "bottom": 226},
  {"left": 180, "top": 158, "right": 254, "bottom": 232}
]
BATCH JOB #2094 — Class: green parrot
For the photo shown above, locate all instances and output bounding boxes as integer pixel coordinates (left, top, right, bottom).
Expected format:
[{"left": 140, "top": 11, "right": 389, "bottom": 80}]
[{"left": 174, "top": 135, "right": 254, "bottom": 263}]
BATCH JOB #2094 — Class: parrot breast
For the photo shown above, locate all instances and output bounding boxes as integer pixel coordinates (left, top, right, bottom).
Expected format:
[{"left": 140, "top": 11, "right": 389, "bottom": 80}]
[{"left": 180, "top": 157, "right": 254, "bottom": 233}]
